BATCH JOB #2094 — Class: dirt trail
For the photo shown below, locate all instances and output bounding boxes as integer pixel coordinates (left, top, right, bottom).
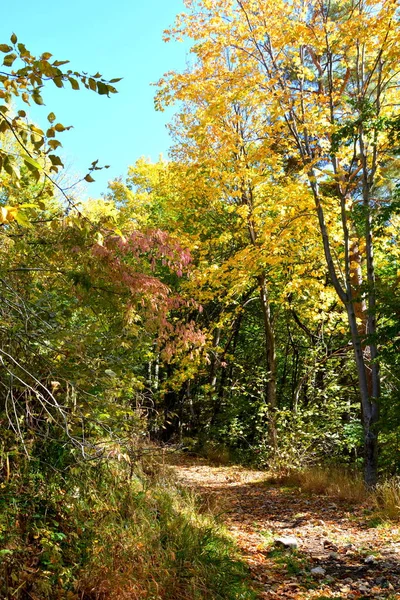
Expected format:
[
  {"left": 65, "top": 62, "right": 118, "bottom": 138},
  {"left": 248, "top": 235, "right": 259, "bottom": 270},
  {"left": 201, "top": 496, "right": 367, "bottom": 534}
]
[{"left": 169, "top": 454, "right": 400, "bottom": 599}]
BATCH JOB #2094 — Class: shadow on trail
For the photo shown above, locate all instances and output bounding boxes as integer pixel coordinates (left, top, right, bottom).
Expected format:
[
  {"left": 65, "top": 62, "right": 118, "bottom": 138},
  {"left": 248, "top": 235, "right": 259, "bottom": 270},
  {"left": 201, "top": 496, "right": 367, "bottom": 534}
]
[{"left": 168, "top": 454, "right": 400, "bottom": 599}]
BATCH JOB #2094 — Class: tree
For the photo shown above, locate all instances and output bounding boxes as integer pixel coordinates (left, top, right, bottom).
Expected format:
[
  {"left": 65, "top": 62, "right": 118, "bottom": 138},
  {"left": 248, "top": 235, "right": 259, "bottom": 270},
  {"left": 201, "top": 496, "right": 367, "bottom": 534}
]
[
  {"left": 111, "top": 139, "right": 347, "bottom": 458},
  {"left": 158, "top": 0, "right": 400, "bottom": 486}
]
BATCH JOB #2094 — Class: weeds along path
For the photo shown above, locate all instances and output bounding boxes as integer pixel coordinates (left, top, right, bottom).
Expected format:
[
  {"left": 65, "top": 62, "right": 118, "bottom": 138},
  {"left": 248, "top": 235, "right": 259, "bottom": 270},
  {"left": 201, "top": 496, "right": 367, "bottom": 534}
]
[{"left": 168, "top": 454, "right": 400, "bottom": 600}]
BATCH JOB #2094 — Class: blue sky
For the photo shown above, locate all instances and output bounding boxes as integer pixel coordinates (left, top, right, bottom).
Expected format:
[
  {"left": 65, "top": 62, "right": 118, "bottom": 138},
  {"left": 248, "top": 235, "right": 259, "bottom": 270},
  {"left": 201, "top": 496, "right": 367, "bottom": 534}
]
[{"left": 1, "top": 0, "right": 191, "bottom": 197}]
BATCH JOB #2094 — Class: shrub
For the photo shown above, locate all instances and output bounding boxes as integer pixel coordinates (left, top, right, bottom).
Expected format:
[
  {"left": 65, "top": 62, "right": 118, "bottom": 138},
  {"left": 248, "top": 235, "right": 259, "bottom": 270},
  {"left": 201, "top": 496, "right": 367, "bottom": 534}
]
[{"left": 0, "top": 443, "right": 255, "bottom": 600}]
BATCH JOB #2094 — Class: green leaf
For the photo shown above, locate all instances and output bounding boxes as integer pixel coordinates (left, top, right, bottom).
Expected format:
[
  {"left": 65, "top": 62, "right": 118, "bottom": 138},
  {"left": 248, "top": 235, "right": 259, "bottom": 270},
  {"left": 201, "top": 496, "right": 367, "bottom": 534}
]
[
  {"left": 0, "top": 44, "right": 12, "bottom": 53},
  {"left": 22, "top": 155, "right": 41, "bottom": 170},
  {"left": 3, "top": 155, "right": 19, "bottom": 179},
  {"left": 47, "top": 112, "right": 56, "bottom": 123},
  {"left": 105, "top": 369, "right": 117, "bottom": 378},
  {"left": 3, "top": 53, "right": 17, "bottom": 67},
  {"left": 10, "top": 33, "right": 17, "bottom": 45},
  {"left": 96, "top": 81, "right": 109, "bottom": 96},
  {"left": 69, "top": 77, "right": 80, "bottom": 90},
  {"left": 53, "top": 76, "right": 63, "bottom": 88},
  {"left": 32, "top": 91, "right": 44, "bottom": 105},
  {"left": 110, "top": 78, "right": 123, "bottom": 83},
  {"left": 25, "top": 158, "right": 40, "bottom": 178},
  {"left": 15, "top": 210, "right": 33, "bottom": 228},
  {"left": 17, "top": 43, "right": 28, "bottom": 56}
]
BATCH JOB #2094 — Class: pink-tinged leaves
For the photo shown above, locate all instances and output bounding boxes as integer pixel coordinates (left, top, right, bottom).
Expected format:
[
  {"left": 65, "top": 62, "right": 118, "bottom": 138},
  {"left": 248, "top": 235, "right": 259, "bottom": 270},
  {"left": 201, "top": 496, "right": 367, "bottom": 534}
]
[
  {"left": 107, "top": 229, "right": 192, "bottom": 276},
  {"left": 89, "top": 228, "right": 205, "bottom": 362}
]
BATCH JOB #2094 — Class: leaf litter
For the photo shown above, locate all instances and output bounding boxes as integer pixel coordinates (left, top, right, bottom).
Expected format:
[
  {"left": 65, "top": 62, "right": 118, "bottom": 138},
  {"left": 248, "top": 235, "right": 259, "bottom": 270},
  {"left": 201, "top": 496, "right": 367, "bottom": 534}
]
[{"left": 168, "top": 454, "right": 400, "bottom": 600}]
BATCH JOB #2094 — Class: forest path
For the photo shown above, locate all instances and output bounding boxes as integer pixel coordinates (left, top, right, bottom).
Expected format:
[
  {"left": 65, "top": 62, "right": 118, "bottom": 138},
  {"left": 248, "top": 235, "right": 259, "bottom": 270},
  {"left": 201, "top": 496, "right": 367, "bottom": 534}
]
[{"left": 168, "top": 454, "right": 400, "bottom": 600}]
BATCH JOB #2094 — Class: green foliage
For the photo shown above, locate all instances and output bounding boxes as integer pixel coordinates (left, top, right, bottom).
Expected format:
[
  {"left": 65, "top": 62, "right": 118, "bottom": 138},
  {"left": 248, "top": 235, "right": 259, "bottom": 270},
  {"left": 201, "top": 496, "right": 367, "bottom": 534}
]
[
  {"left": 0, "top": 445, "right": 255, "bottom": 599},
  {"left": 1, "top": 8, "right": 400, "bottom": 598},
  {"left": 331, "top": 99, "right": 400, "bottom": 153},
  {"left": 266, "top": 548, "right": 309, "bottom": 576},
  {"left": 0, "top": 33, "right": 118, "bottom": 221}
]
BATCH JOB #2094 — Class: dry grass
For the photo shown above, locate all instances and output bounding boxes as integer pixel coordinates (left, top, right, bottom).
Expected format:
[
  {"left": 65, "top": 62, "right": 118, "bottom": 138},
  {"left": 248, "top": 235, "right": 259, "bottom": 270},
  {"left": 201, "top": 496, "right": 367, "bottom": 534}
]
[
  {"left": 272, "top": 466, "right": 367, "bottom": 502},
  {"left": 271, "top": 466, "right": 400, "bottom": 520},
  {"left": 373, "top": 477, "right": 400, "bottom": 520}
]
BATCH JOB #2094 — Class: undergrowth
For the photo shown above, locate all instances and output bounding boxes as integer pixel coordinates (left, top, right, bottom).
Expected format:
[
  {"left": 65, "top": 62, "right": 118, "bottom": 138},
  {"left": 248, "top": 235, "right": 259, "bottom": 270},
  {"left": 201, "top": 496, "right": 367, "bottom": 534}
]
[
  {"left": 373, "top": 476, "right": 400, "bottom": 520},
  {"left": 0, "top": 444, "right": 255, "bottom": 600},
  {"left": 271, "top": 466, "right": 367, "bottom": 502},
  {"left": 269, "top": 465, "right": 400, "bottom": 520}
]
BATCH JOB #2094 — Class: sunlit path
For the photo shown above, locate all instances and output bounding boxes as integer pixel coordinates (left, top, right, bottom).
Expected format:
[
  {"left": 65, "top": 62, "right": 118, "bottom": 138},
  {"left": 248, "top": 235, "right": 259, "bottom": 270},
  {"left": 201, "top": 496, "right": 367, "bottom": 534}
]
[{"left": 170, "top": 454, "right": 400, "bottom": 600}]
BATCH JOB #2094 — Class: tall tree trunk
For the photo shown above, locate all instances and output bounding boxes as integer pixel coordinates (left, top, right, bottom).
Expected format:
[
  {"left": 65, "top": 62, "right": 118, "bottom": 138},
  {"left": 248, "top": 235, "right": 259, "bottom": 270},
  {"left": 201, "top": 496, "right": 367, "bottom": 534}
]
[
  {"left": 258, "top": 273, "right": 278, "bottom": 450},
  {"left": 345, "top": 300, "right": 379, "bottom": 487},
  {"left": 310, "top": 177, "right": 379, "bottom": 486},
  {"left": 360, "top": 126, "right": 380, "bottom": 486}
]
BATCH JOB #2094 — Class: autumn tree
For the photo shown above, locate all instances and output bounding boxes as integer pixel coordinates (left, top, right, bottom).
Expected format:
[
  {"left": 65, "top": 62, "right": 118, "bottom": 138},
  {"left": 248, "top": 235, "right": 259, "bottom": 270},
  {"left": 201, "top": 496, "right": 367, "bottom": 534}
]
[
  {"left": 158, "top": 0, "right": 400, "bottom": 485},
  {"left": 0, "top": 33, "right": 202, "bottom": 455},
  {"left": 110, "top": 144, "right": 352, "bottom": 462}
]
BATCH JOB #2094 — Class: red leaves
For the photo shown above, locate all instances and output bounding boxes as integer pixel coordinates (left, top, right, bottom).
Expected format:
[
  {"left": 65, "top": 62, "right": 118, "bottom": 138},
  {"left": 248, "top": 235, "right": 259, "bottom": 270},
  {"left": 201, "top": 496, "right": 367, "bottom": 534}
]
[
  {"left": 90, "top": 228, "right": 205, "bottom": 358},
  {"left": 92, "top": 239, "right": 171, "bottom": 308},
  {"left": 108, "top": 229, "right": 192, "bottom": 277}
]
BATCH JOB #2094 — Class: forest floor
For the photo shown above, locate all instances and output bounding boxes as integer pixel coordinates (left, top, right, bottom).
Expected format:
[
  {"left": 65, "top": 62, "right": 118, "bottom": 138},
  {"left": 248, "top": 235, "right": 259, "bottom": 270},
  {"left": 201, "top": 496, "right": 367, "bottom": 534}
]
[{"left": 167, "top": 453, "right": 400, "bottom": 600}]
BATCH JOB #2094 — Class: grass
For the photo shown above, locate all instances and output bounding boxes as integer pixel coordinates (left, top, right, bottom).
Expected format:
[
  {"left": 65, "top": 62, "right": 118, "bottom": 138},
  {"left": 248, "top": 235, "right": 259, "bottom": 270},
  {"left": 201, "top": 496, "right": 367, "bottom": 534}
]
[
  {"left": 78, "top": 471, "right": 256, "bottom": 599},
  {"left": 373, "top": 476, "right": 400, "bottom": 520},
  {"left": 269, "top": 465, "right": 400, "bottom": 522},
  {"left": 259, "top": 528, "right": 275, "bottom": 548},
  {"left": 269, "top": 466, "right": 366, "bottom": 502},
  {"left": 0, "top": 448, "right": 256, "bottom": 600}
]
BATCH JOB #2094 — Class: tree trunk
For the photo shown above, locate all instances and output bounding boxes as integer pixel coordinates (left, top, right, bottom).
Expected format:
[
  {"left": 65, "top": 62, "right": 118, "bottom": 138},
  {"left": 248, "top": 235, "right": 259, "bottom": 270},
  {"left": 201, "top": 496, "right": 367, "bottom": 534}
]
[
  {"left": 310, "top": 178, "right": 379, "bottom": 486},
  {"left": 208, "top": 327, "right": 221, "bottom": 398},
  {"left": 345, "top": 301, "right": 379, "bottom": 487},
  {"left": 258, "top": 273, "right": 278, "bottom": 450}
]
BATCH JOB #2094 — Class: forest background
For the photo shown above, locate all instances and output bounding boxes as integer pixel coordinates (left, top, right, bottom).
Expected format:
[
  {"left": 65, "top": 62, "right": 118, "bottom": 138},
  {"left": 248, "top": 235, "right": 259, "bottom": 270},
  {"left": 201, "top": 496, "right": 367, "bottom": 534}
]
[{"left": 0, "top": 0, "right": 399, "bottom": 598}]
